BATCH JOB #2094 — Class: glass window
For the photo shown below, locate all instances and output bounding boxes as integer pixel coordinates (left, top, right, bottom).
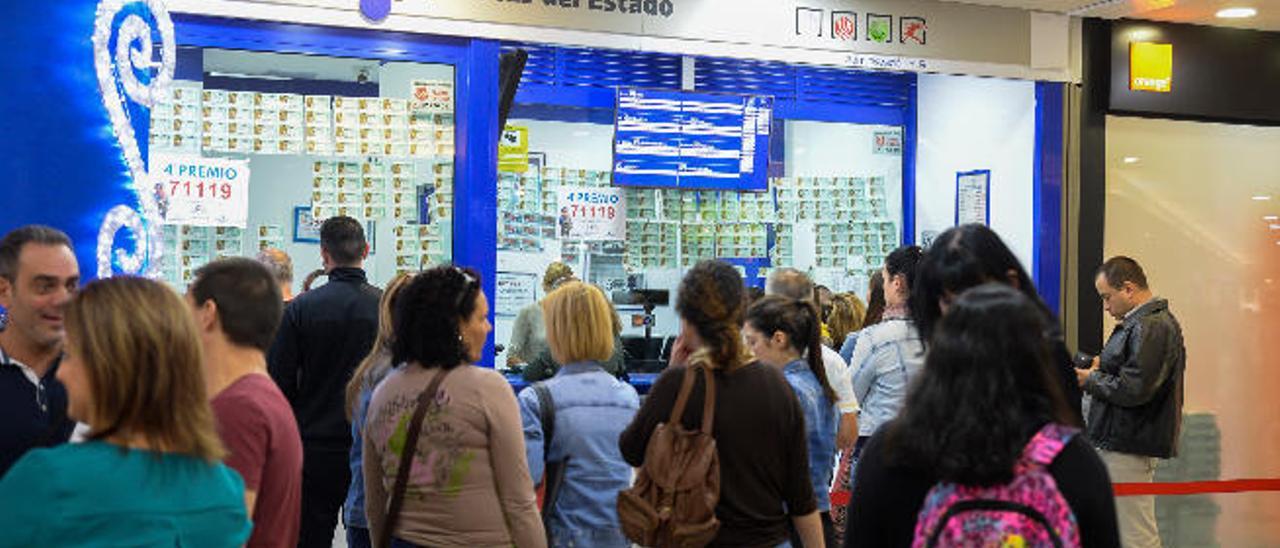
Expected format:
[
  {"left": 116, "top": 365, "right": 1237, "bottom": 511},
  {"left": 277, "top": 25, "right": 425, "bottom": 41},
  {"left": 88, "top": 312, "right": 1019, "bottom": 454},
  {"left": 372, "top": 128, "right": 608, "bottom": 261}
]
[
  {"left": 148, "top": 47, "right": 456, "bottom": 292},
  {"left": 1105, "top": 114, "right": 1280, "bottom": 546},
  {"left": 494, "top": 114, "right": 904, "bottom": 372}
]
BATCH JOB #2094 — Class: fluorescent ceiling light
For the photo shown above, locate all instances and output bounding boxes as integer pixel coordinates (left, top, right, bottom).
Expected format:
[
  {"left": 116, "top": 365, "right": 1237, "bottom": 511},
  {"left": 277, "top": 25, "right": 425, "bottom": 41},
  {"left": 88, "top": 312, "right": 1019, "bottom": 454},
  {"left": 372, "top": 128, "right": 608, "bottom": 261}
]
[
  {"left": 1253, "top": 195, "right": 1272, "bottom": 201},
  {"left": 1266, "top": 215, "right": 1279, "bottom": 221},
  {"left": 1217, "top": 7, "right": 1257, "bottom": 18},
  {"left": 207, "top": 71, "right": 292, "bottom": 81},
  {"left": 1123, "top": 156, "right": 1140, "bottom": 164},
  {"left": 1270, "top": 224, "right": 1280, "bottom": 230}
]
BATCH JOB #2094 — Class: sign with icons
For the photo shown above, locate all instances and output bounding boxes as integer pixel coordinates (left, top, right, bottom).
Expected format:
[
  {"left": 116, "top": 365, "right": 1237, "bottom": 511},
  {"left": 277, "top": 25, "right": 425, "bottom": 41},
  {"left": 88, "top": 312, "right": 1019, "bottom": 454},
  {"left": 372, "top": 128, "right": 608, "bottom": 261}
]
[
  {"left": 1130, "top": 42, "right": 1173, "bottom": 93},
  {"left": 832, "top": 11, "right": 857, "bottom": 41}
]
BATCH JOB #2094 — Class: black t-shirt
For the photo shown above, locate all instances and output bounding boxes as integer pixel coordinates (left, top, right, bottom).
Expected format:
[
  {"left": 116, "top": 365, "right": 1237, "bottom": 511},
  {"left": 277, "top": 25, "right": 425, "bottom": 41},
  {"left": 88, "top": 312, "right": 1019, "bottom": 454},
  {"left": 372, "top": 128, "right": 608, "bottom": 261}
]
[
  {"left": 620, "top": 362, "right": 814, "bottom": 548},
  {"left": 844, "top": 424, "right": 1121, "bottom": 548}
]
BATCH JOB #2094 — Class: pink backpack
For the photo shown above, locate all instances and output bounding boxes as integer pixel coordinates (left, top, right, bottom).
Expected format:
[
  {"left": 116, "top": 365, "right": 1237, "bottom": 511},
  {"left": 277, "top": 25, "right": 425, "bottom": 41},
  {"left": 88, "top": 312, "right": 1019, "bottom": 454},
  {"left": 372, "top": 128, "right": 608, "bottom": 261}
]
[{"left": 911, "top": 423, "right": 1081, "bottom": 548}]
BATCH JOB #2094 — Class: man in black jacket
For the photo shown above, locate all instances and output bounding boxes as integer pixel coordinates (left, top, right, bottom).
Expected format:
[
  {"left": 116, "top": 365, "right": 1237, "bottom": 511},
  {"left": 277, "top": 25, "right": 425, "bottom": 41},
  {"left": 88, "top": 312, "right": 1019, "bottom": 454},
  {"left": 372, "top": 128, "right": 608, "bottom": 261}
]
[
  {"left": 269, "top": 216, "right": 381, "bottom": 548},
  {"left": 1077, "top": 256, "right": 1185, "bottom": 548},
  {"left": 0, "top": 226, "right": 78, "bottom": 476}
]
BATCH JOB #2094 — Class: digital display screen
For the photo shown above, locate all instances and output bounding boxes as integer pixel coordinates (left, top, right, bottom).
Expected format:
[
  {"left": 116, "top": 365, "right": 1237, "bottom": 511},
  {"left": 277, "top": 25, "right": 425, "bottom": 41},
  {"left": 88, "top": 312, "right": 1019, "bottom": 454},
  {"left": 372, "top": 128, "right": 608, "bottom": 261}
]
[{"left": 612, "top": 88, "right": 772, "bottom": 191}]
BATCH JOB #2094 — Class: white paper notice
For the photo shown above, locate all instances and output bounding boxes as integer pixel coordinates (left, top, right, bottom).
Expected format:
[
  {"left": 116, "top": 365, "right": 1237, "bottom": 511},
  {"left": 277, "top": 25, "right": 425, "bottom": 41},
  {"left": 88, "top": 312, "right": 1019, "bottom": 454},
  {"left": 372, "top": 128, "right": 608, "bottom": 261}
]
[
  {"left": 152, "top": 153, "right": 251, "bottom": 228},
  {"left": 956, "top": 170, "right": 990, "bottom": 226},
  {"left": 557, "top": 186, "right": 627, "bottom": 241}
]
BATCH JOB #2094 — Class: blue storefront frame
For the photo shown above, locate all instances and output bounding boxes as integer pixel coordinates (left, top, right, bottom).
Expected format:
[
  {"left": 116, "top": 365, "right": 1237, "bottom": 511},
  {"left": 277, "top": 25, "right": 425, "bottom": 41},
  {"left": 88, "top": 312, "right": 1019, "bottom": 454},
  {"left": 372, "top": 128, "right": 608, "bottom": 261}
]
[{"left": 172, "top": 15, "right": 502, "bottom": 365}]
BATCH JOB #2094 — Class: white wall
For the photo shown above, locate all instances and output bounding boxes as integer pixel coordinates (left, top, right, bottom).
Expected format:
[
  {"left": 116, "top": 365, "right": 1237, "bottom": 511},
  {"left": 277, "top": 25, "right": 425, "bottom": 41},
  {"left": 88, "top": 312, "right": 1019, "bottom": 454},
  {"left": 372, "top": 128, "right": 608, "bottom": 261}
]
[{"left": 915, "top": 73, "right": 1037, "bottom": 270}]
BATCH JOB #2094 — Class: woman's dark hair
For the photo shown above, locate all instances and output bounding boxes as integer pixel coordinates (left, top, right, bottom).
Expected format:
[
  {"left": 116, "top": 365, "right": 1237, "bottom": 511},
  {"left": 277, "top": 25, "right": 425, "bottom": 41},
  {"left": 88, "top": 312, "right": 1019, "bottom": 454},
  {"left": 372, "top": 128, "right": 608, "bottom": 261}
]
[
  {"left": 886, "top": 284, "right": 1074, "bottom": 486},
  {"left": 909, "top": 224, "right": 1052, "bottom": 346},
  {"left": 675, "top": 260, "right": 748, "bottom": 370},
  {"left": 746, "top": 295, "right": 837, "bottom": 402},
  {"left": 392, "top": 265, "right": 483, "bottom": 369},
  {"left": 864, "top": 270, "right": 886, "bottom": 326},
  {"left": 884, "top": 245, "right": 924, "bottom": 287}
]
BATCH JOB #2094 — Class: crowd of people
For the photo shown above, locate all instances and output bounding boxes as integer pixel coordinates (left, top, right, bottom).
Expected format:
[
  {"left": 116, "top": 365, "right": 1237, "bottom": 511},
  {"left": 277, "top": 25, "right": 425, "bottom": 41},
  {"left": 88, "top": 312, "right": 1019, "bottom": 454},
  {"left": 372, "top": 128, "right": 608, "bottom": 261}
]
[{"left": 0, "top": 217, "right": 1185, "bottom": 548}]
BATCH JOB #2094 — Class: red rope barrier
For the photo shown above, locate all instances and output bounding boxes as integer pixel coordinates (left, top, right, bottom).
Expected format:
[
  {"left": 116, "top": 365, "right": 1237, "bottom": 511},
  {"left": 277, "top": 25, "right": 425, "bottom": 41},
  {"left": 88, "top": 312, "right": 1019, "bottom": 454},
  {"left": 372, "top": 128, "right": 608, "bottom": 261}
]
[
  {"left": 1112, "top": 479, "right": 1280, "bottom": 497},
  {"left": 829, "top": 478, "right": 1280, "bottom": 506}
]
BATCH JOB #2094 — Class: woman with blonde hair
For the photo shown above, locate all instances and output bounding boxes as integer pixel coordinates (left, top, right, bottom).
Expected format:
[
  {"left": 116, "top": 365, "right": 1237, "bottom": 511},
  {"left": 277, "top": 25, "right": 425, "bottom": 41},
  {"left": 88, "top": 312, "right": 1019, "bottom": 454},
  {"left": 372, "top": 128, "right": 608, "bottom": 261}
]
[
  {"left": 517, "top": 281, "right": 639, "bottom": 547},
  {"left": 343, "top": 272, "right": 414, "bottom": 548},
  {"left": 825, "top": 292, "right": 866, "bottom": 352},
  {"left": 0, "top": 277, "right": 249, "bottom": 546}
]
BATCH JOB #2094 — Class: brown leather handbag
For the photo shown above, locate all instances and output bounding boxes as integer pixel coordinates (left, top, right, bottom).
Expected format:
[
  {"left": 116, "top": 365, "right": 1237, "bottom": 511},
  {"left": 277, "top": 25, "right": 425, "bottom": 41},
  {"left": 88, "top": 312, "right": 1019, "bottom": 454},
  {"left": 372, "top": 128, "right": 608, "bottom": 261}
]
[{"left": 617, "top": 364, "right": 721, "bottom": 547}]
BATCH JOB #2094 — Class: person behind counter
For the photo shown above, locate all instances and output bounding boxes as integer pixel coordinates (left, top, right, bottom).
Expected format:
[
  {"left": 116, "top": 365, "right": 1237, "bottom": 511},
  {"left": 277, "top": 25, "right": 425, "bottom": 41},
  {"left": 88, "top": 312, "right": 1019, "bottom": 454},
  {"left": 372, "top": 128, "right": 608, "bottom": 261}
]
[{"left": 508, "top": 262, "right": 574, "bottom": 369}]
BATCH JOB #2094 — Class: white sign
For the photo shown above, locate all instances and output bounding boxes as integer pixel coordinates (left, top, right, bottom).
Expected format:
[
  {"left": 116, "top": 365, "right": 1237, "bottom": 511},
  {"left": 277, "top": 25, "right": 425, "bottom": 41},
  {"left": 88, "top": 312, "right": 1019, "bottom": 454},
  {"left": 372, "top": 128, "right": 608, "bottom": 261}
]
[
  {"left": 152, "top": 154, "right": 251, "bottom": 228},
  {"left": 956, "top": 170, "right": 990, "bottom": 226},
  {"left": 411, "top": 79, "right": 453, "bottom": 115},
  {"left": 186, "top": 0, "right": 1046, "bottom": 71},
  {"left": 556, "top": 186, "right": 626, "bottom": 241},
  {"left": 495, "top": 271, "right": 538, "bottom": 317}
]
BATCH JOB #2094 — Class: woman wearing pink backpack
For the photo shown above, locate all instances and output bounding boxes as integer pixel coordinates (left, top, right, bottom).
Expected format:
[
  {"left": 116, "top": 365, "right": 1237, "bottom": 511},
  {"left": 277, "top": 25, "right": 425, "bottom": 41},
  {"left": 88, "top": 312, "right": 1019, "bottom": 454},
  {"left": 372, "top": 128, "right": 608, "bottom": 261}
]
[{"left": 844, "top": 284, "right": 1120, "bottom": 547}]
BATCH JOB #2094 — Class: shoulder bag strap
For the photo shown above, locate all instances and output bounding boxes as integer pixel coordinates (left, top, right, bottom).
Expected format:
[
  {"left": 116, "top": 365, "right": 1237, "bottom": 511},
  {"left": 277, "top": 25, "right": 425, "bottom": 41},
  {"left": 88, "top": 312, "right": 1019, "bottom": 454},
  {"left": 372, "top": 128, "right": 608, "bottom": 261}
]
[
  {"left": 381, "top": 366, "right": 454, "bottom": 548},
  {"left": 668, "top": 365, "right": 699, "bottom": 426},
  {"left": 532, "top": 382, "right": 563, "bottom": 543},
  {"left": 1019, "top": 423, "right": 1080, "bottom": 471},
  {"left": 699, "top": 366, "right": 715, "bottom": 434},
  {"left": 533, "top": 382, "right": 555, "bottom": 447}
]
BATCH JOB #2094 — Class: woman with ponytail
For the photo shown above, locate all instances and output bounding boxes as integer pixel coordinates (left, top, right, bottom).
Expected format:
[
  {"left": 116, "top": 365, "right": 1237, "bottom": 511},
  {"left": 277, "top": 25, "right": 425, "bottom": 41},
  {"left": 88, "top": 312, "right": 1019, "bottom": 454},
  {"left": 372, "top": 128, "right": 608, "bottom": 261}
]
[
  {"left": 619, "top": 260, "right": 826, "bottom": 547},
  {"left": 745, "top": 295, "right": 840, "bottom": 546}
]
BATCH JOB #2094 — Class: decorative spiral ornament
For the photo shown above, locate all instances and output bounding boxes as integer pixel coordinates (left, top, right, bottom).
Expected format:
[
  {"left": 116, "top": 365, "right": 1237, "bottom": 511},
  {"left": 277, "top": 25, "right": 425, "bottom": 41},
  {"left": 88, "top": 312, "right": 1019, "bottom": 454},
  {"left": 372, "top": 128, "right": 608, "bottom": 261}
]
[{"left": 92, "top": 0, "right": 176, "bottom": 278}]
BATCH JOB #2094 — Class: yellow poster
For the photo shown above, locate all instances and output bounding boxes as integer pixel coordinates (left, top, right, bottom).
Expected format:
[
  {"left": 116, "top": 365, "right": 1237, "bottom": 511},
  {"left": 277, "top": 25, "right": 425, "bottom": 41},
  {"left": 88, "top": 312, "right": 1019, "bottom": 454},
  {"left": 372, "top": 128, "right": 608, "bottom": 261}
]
[
  {"left": 1130, "top": 42, "right": 1172, "bottom": 93},
  {"left": 498, "top": 125, "right": 529, "bottom": 173}
]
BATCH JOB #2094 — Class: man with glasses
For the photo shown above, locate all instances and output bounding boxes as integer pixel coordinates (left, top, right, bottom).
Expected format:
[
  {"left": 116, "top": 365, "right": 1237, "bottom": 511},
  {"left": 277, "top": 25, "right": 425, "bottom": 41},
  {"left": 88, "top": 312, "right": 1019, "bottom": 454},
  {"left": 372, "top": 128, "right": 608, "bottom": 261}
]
[
  {"left": 269, "top": 216, "right": 381, "bottom": 548},
  {"left": 0, "top": 225, "right": 79, "bottom": 476}
]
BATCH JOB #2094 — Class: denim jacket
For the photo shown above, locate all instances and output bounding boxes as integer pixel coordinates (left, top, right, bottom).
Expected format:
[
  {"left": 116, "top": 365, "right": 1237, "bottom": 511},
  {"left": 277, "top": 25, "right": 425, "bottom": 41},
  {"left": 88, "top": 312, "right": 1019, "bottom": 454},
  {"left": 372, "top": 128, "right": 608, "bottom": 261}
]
[
  {"left": 848, "top": 317, "right": 925, "bottom": 437},
  {"left": 517, "top": 361, "right": 639, "bottom": 545},
  {"left": 782, "top": 360, "right": 838, "bottom": 512},
  {"left": 343, "top": 380, "right": 378, "bottom": 528}
]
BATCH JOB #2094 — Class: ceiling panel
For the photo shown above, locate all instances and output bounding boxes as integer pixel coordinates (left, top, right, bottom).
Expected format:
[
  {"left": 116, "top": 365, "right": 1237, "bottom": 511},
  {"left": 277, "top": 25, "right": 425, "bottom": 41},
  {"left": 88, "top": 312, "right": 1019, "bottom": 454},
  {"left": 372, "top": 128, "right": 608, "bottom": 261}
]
[{"left": 940, "top": 0, "right": 1280, "bottom": 31}]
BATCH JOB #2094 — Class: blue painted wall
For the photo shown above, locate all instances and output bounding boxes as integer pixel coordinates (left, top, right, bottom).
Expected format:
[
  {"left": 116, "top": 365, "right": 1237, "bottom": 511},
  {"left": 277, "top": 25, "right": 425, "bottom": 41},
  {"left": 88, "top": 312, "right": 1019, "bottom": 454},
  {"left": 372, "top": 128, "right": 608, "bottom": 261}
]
[{"left": 0, "top": 1, "right": 153, "bottom": 278}]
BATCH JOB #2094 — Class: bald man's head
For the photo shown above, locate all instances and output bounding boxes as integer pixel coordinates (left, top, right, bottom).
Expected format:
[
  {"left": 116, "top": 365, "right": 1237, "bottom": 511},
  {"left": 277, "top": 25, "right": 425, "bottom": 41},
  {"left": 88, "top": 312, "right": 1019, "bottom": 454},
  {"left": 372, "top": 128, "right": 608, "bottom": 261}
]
[{"left": 766, "top": 267, "right": 814, "bottom": 301}]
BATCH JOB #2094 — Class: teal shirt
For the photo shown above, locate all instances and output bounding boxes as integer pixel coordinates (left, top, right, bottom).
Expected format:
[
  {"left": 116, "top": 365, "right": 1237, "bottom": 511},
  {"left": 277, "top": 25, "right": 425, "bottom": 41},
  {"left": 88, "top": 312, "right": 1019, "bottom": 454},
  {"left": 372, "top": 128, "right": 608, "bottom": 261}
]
[{"left": 0, "top": 441, "right": 250, "bottom": 547}]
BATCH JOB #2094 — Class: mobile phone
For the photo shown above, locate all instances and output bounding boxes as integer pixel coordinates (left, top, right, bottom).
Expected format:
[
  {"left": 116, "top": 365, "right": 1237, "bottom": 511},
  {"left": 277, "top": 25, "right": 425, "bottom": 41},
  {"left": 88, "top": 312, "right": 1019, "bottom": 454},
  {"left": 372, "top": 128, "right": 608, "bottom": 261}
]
[{"left": 1073, "top": 352, "right": 1095, "bottom": 368}]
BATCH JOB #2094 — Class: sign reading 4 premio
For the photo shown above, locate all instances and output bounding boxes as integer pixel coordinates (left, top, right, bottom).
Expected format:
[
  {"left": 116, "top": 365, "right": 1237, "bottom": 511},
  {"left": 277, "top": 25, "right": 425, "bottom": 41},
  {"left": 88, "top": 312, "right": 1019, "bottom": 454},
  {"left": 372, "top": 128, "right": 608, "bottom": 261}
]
[
  {"left": 1130, "top": 42, "right": 1172, "bottom": 93},
  {"left": 152, "top": 154, "right": 252, "bottom": 228},
  {"left": 557, "top": 186, "right": 626, "bottom": 241}
]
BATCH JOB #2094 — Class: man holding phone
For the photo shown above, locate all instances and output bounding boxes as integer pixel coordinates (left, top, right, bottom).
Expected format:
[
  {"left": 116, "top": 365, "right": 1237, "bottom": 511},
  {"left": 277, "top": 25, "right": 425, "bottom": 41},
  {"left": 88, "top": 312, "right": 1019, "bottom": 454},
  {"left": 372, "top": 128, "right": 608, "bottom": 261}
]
[{"left": 1077, "top": 256, "right": 1185, "bottom": 548}]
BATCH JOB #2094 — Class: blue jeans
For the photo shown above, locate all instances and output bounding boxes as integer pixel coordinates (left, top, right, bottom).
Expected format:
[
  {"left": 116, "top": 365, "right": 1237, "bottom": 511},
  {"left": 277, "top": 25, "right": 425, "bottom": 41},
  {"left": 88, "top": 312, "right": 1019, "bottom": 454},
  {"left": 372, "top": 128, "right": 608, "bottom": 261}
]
[
  {"left": 548, "top": 524, "right": 630, "bottom": 548},
  {"left": 345, "top": 526, "right": 371, "bottom": 548}
]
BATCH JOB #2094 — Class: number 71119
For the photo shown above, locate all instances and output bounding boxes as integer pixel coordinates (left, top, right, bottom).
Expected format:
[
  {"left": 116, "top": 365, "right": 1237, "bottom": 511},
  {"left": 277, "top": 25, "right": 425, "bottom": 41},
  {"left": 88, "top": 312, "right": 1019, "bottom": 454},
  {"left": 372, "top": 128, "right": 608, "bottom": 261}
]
[
  {"left": 168, "top": 180, "right": 232, "bottom": 200},
  {"left": 569, "top": 204, "right": 616, "bottom": 219}
]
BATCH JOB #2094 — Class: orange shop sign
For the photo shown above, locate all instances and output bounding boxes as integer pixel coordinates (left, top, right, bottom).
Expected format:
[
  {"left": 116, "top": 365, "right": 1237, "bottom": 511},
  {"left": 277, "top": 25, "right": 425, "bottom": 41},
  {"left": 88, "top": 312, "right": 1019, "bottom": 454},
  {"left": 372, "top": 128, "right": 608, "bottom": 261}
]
[{"left": 1130, "top": 42, "right": 1172, "bottom": 93}]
